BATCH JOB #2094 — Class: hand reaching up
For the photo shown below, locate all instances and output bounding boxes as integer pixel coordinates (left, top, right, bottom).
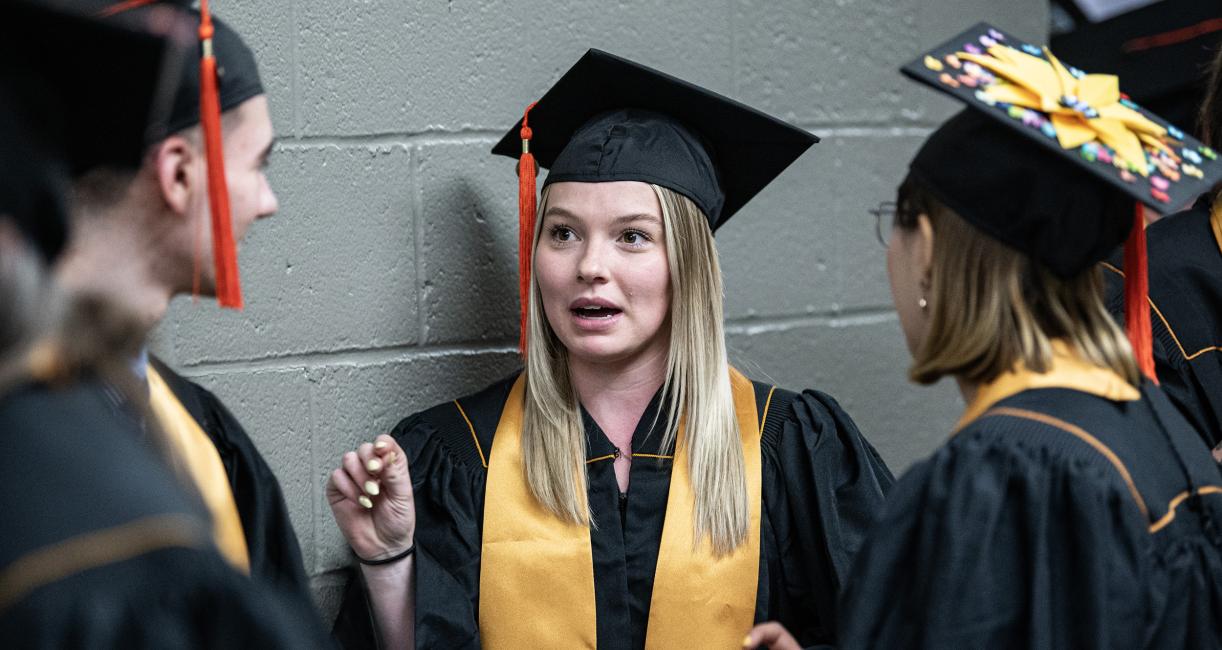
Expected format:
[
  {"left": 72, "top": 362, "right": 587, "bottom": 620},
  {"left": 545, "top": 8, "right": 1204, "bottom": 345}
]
[{"left": 326, "top": 433, "right": 416, "bottom": 561}]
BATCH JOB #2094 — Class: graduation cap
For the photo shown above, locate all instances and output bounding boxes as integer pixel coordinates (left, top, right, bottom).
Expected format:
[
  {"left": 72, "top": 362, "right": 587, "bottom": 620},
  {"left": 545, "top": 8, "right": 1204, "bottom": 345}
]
[
  {"left": 99, "top": 0, "right": 265, "bottom": 310},
  {"left": 902, "top": 22, "right": 1222, "bottom": 380},
  {"left": 0, "top": 0, "right": 184, "bottom": 263},
  {"left": 492, "top": 49, "right": 819, "bottom": 350}
]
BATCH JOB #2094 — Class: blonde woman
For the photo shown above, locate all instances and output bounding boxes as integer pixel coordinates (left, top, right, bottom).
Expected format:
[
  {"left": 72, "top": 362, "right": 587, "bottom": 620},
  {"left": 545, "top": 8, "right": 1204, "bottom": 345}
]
[
  {"left": 749, "top": 28, "right": 1222, "bottom": 650},
  {"left": 327, "top": 51, "right": 893, "bottom": 649}
]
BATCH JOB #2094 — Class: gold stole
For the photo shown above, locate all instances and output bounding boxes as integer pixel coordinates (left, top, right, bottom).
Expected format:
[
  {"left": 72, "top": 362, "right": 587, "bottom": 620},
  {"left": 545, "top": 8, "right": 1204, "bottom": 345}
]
[
  {"left": 479, "top": 368, "right": 763, "bottom": 648},
  {"left": 146, "top": 366, "right": 251, "bottom": 574}
]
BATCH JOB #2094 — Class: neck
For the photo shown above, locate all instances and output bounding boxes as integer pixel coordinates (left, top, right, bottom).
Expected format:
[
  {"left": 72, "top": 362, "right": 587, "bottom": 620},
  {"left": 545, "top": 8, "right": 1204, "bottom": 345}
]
[
  {"left": 56, "top": 200, "right": 177, "bottom": 331},
  {"left": 568, "top": 345, "right": 669, "bottom": 447},
  {"left": 954, "top": 375, "right": 978, "bottom": 407}
]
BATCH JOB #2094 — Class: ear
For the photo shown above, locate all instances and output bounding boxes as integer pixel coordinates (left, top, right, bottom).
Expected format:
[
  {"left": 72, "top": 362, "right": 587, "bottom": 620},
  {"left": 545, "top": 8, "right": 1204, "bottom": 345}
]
[
  {"left": 914, "top": 212, "right": 935, "bottom": 287},
  {"left": 152, "top": 134, "right": 198, "bottom": 216}
]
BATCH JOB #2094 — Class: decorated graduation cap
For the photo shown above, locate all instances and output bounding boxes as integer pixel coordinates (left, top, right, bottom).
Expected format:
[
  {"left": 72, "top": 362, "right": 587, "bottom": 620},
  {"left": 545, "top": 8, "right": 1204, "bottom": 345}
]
[
  {"left": 902, "top": 22, "right": 1222, "bottom": 380},
  {"left": 0, "top": 0, "right": 182, "bottom": 262},
  {"left": 99, "top": 0, "right": 265, "bottom": 310},
  {"left": 492, "top": 49, "right": 819, "bottom": 351}
]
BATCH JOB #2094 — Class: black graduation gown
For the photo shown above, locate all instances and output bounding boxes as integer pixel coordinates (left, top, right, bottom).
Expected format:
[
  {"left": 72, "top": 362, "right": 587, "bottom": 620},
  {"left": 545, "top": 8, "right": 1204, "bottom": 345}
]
[
  {"left": 838, "top": 384, "right": 1222, "bottom": 649},
  {"left": 0, "top": 380, "right": 330, "bottom": 649},
  {"left": 333, "top": 373, "right": 895, "bottom": 649},
  {"left": 1104, "top": 196, "right": 1222, "bottom": 451},
  {"left": 149, "top": 355, "right": 314, "bottom": 607}
]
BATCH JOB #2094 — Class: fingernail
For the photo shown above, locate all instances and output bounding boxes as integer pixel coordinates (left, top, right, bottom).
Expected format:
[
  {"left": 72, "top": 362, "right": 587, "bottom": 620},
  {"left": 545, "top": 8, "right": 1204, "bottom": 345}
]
[
  {"left": 374, "top": 440, "right": 388, "bottom": 450},
  {"left": 364, "top": 480, "right": 380, "bottom": 496},
  {"left": 366, "top": 458, "right": 382, "bottom": 472},
  {"left": 358, "top": 495, "right": 373, "bottom": 509},
  {"left": 741, "top": 636, "right": 753, "bottom": 648},
  {"left": 387, "top": 452, "right": 397, "bottom": 465}
]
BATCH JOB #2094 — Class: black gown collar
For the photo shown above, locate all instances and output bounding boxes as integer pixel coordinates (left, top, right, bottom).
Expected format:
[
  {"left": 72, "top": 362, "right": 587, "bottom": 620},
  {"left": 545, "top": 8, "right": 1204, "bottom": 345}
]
[{"left": 579, "top": 385, "right": 672, "bottom": 461}]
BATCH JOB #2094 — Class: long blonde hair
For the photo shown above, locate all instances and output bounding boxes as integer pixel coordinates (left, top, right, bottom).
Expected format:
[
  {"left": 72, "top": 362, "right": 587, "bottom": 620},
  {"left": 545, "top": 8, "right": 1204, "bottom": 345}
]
[
  {"left": 521, "top": 184, "right": 749, "bottom": 555},
  {"left": 897, "top": 177, "right": 1139, "bottom": 386}
]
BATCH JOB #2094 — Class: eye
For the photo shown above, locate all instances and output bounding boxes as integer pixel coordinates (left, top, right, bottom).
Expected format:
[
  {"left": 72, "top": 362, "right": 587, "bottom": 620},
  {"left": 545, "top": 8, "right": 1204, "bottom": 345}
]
[
  {"left": 549, "top": 224, "right": 576, "bottom": 242},
  {"left": 620, "top": 229, "right": 651, "bottom": 246}
]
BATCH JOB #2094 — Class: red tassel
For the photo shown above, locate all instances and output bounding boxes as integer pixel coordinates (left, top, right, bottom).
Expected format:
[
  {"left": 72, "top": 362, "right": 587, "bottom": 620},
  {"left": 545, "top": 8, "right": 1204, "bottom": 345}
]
[
  {"left": 1124, "top": 202, "right": 1156, "bottom": 382},
  {"left": 197, "top": 1, "right": 243, "bottom": 309},
  {"left": 96, "top": 0, "right": 158, "bottom": 18},
  {"left": 517, "top": 103, "right": 538, "bottom": 355}
]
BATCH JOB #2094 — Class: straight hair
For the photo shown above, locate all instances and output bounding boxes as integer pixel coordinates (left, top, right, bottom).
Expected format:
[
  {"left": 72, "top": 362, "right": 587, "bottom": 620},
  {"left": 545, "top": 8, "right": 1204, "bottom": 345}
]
[{"left": 520, "top": 184, "right": 748, "bottom": 555}]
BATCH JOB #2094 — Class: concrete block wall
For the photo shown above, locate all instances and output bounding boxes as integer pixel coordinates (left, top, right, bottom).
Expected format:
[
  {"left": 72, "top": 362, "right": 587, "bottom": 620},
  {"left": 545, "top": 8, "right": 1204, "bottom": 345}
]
[{"left": 154, "top": 0, "right": 1048, "bottom": 620}]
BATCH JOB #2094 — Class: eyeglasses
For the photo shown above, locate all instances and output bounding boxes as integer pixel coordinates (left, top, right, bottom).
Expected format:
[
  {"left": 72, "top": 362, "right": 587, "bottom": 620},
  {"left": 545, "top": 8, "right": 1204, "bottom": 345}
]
[{"left": 868, "top": 201, "right": 898, "bottom": 249}]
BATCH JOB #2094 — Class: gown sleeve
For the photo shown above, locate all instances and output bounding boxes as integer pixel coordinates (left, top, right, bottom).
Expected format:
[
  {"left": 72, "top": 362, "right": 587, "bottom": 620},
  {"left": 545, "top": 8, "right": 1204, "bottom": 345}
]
[
  {"left": 332, "top": 410, "right": 487, "bottom": 650},
  {"left": 761, "top": 388, "right": 896, "bottom": 646},
  {"left": 836, "top": 424, "right": 1151, "bottom": 649}
]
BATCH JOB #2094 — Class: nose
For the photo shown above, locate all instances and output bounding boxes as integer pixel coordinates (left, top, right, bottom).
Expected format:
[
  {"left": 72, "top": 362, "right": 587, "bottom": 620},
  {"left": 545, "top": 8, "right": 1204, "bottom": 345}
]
[
  {"left": 258, "top": 176, "right": 279, "bottom": 220},
  {"left": 576, "top": 241, "right": 607, "bottom": 284}
]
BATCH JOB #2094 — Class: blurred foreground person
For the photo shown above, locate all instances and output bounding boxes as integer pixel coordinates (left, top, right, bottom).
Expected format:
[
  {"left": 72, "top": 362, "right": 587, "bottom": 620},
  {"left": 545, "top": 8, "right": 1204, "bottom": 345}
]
[
  {"left": 56, "top": 0, "right": 314, "bottom": 611},
  {"left": 0, "top": 2, "right": 327, "bottom": 647}
]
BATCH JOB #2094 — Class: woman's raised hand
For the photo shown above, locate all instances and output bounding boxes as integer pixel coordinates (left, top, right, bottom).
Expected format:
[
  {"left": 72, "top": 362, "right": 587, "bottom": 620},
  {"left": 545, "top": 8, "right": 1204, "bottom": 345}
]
[{"left": 326, "top": 433, "right": 416, "bottom": 561}]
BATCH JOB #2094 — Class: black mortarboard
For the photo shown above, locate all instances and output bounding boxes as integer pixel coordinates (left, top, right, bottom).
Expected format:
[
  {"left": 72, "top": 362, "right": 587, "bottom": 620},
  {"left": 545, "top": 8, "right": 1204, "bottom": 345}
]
[
  {"left": 491, "top": 48, "right": 817, "bottom": 352},
  {"left": 909, "top": 109, "right": 1136, "bottom": 279},
  {"left": 95, "top": 1, "right": 264, "bottom": 138},
  {"left": 0, "top": 1, "right": 183, "bottom": 262},
  {"left": 491, "top": 49, "right": 819, "bottom": 231},
  {"left": 162, "top": 11, "right": 263, "bottom": 136},
  {"left": 902, "top": 22, "right": 1222, "bottom": 380}
]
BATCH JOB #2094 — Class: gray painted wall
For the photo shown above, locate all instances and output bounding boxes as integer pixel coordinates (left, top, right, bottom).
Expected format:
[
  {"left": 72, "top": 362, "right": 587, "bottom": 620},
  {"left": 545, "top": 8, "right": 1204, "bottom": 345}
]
[{"left": 153, "top": 0, "right": 1048, "bottom": 618}]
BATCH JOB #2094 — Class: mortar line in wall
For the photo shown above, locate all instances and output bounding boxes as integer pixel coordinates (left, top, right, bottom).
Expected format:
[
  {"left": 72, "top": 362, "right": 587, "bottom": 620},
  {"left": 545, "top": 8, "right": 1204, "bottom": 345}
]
[
  {"left": 306, "top": 357, "right": 318, "bottom": 575},
  {"left": 313, "top": 567, "right": 356, "bottom": 585},
  {"left": 291, "top": 0, "right": 301, "bottom": 139},
  {"left": 412, "top": 144, "right": 426, "bottom": 344},
  {"left": 724, "top": 307, "right": 899, "bottom": 336},
  {"left": 812, "top": 125, "right": 937, "bottom": 138},
  {"left": 274, "top": 130, "right": 504, "bottom": 150},
  {"left": 175, "top": 306, "right": 897, "bottom": 376},
  {"left": 729, "top": 303, "right": 896, "bottom": 324},
  {"left": 178, "top": 342, "right": 521, "bottom": 376},
  {"left": 728, "top": 0, "right": 738, "bottom": 98},
  {"left": 272, "top": 123, "right": 940, "bottom": 151}
]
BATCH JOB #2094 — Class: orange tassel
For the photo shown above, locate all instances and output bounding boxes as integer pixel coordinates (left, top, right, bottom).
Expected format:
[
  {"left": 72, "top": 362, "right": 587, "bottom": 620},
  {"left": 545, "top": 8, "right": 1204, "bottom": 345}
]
[
  {"left": 198, "top": 1, "right": 243, "bottom": 309},
  {"left": 517, "top": 103, "right": 538, "bottom": 355},
  {"left": 1124, "top": 202, "right": 1156, "bottom": 382}
]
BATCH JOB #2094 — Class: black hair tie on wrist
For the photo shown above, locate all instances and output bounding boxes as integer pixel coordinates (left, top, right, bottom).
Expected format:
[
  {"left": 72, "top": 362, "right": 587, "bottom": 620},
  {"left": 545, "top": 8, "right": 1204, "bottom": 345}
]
[{"left": 356, "top": 544, "right": 415, "bottom": 566}]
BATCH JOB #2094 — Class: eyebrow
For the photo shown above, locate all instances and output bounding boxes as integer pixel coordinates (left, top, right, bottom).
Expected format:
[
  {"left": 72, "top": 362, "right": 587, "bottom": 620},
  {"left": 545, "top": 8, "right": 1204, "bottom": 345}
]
[{"left": 542, "top": 206, "right": 662, "bottom": 226}]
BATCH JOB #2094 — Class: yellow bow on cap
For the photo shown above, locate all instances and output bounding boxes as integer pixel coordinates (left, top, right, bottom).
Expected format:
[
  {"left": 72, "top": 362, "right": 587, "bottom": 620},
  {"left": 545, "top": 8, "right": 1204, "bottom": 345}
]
[{"left": 959, "top": 44, "right": 1169, "bottom": 176}]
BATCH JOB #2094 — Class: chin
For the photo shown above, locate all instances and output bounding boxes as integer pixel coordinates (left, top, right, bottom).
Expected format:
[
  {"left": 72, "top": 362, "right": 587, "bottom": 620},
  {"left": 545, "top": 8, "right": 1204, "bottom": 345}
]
[{"left": 561, "top": 336, "right": 642, "bottom": 365}]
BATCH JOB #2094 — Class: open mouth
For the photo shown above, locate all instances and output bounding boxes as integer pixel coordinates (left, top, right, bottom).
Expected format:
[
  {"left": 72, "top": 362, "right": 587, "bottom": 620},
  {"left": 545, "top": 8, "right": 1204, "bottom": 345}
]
[{"left": 571, "top": 305, "right": 622, "bottom": 320}]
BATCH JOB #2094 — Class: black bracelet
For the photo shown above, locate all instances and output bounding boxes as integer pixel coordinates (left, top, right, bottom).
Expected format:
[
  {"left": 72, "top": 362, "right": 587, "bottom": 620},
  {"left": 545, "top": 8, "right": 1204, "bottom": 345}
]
[{"left": 355, "top": 544, "right": 415, "bottom": 566}]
